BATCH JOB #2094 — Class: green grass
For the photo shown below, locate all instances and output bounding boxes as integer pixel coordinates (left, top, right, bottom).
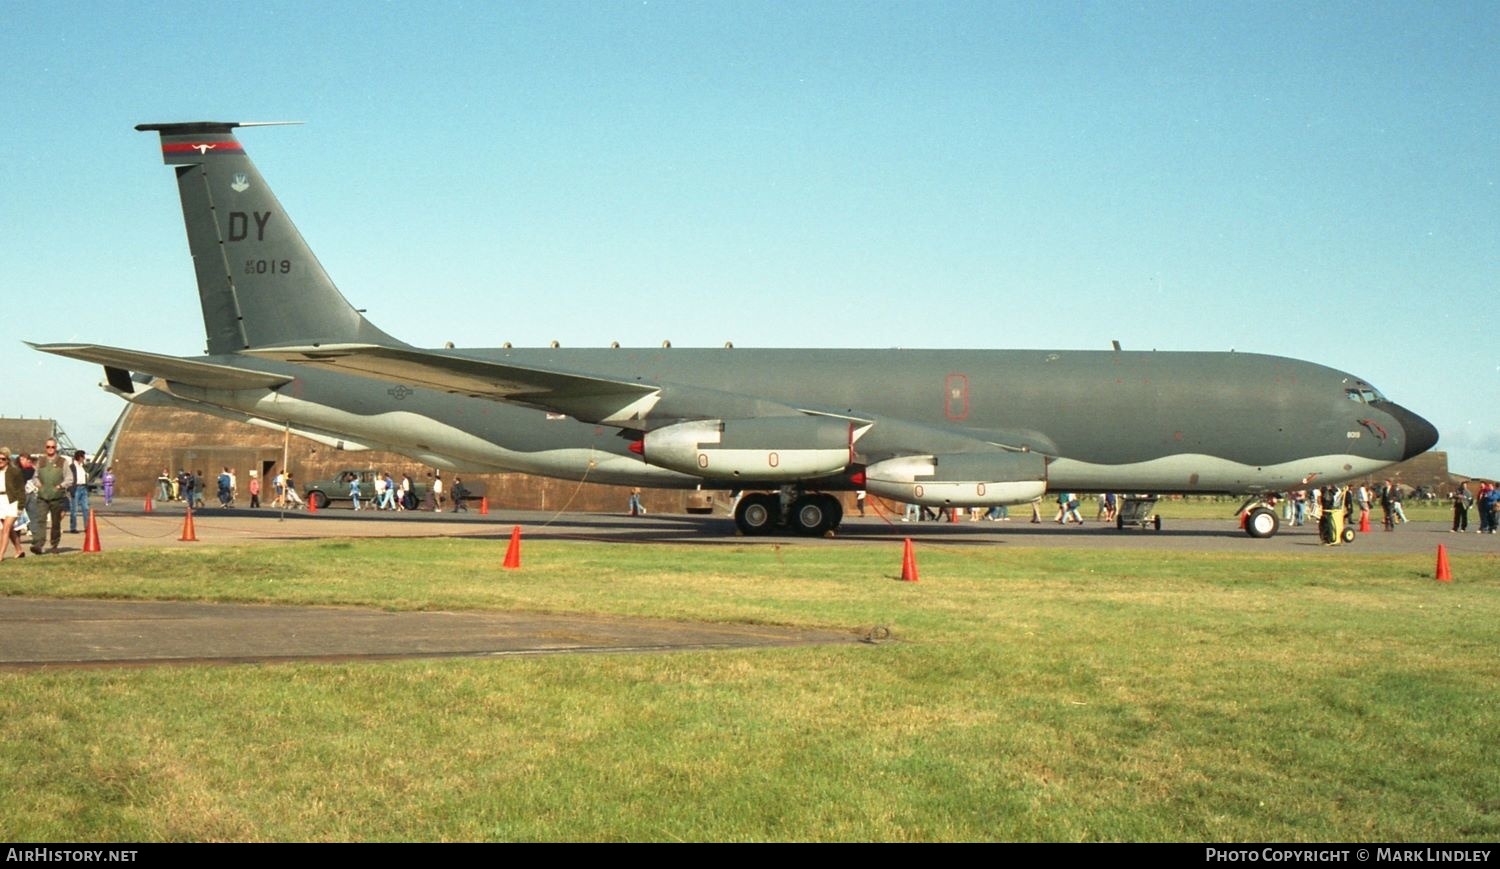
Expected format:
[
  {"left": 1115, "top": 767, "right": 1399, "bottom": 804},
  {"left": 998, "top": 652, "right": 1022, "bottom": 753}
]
[{"left": 2, "top": 540, "right": 1497, "bottom": 841}]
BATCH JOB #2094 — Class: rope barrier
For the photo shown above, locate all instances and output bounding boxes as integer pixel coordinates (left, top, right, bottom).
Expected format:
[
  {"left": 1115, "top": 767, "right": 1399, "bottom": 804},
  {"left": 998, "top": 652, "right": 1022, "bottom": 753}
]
[
  {"left": 95, "top": 512, "right": 185, "bottom": 539},
  {"left": 866, "top": 495, "right": 905, "bottom": 529},
  {"left": 531, "top": 450, "right": 597, "bottom": 529}
]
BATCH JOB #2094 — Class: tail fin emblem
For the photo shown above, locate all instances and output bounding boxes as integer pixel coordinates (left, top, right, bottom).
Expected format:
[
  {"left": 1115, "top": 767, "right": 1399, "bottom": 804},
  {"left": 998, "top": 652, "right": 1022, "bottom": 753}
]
[
  {"left": 191, "top": 143, "right": 216, "bottom": 155},
  {"left": 231, "top": 173, "right": 250, "bottom": 192}
]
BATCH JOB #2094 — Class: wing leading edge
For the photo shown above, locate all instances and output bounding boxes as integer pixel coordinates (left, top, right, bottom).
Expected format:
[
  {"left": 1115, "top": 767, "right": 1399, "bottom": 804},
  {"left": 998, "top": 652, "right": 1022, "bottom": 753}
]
[
  {"left": 243, "top": 343, "right": 663, "bottom": 423},
  {"left": 30, "top": 343, "right": 293, "bottom": 391}
]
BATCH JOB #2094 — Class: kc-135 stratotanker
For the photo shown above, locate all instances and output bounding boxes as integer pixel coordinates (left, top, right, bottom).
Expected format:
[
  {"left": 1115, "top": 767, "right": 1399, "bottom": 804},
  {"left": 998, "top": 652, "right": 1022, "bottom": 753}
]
[{"left": 34, "top": 122, "right": 1438, "bottom": 538}]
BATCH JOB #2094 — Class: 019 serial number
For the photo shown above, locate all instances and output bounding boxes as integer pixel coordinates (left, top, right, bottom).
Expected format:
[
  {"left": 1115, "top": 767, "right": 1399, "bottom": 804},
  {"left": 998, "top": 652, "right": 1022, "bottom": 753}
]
[{"left": 245, "top": 259, "right": 293, "bottom": 275}]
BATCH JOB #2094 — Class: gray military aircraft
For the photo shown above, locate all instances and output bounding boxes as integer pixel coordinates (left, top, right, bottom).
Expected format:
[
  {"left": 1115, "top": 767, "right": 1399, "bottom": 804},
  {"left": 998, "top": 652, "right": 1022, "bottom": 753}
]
[{"left": 34, "top": 122, "right": 1438, "bottom": 538}]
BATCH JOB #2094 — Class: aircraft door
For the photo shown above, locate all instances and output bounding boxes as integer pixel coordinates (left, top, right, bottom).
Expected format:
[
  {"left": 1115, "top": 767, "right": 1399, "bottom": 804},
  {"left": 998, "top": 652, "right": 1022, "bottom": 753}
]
[{"left": 945, "top": 374, "right": 969, "bottom": 421}]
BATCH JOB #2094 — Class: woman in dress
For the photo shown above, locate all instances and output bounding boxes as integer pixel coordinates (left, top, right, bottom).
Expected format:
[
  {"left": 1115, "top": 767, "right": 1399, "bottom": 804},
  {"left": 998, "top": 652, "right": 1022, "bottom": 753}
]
[{"left": 0, "top": 449, "right": 25, "bottom": 560}]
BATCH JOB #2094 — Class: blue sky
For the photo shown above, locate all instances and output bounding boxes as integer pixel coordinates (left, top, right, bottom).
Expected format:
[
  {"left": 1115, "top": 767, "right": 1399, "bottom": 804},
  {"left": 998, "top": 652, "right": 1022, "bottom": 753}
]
[{"left": 3, "top": 1, "right": 1496, "bottom": 475}]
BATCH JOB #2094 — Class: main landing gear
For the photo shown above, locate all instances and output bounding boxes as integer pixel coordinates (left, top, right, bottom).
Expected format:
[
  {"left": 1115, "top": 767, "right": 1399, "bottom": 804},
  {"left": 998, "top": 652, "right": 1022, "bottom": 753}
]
[{"left": 734, "top": 488, "right": 844, "bottom": 537}]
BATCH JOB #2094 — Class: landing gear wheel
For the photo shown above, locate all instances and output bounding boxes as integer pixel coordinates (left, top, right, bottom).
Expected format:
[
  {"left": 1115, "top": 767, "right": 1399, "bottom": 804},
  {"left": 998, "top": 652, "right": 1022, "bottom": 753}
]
[
  {"left": 790, "top": 494, "right": 838, "bottom": 537},
  {"left": 1341, "top": 527, "right": 1357, "bottom": 544},
  {"left": 1244, "top": 506, "right": 1279, "bottom": 539},
  {"left": 735, "top": 493, "right": 779, "bottom": 536},
  {"left": 820, "top": 494, "right": 843, "bottom": 534},
  {"left": 1153, "top": 515, "right": 1162, "bottom": 531}
]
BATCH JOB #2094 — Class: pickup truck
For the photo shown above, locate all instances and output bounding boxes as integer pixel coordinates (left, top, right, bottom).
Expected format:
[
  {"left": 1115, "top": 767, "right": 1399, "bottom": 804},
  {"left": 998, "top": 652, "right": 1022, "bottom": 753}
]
[{"left": 303, "top": 469, "right": 485, "bottom": 511}]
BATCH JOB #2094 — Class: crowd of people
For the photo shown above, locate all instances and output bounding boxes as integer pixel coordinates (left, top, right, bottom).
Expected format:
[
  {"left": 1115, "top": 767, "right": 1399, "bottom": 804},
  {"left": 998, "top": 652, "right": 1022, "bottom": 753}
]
[
  {"left": 1250, "top": 479, "right": 1500, "bottom": 543},
  {"left": 1455, "top": 481, "right": 1500, "bottom": 534},
  {"left": 0, "top": 437, "right": 105, "bottom": 559},
  {"left": 336, "top": 470, "right": 467, "bottom": 512},
  {"left": 1259, "top": 479, "right": 1499, "bottom": 535},
  {"left": 0, "top": 450, "right": 488, "bottom": 563},
  {"left": 882, "top": 481, "right": 1500, "bottom": 536},
  {"left": 142, "top": 467, "right": 474, "bottom": 513}
]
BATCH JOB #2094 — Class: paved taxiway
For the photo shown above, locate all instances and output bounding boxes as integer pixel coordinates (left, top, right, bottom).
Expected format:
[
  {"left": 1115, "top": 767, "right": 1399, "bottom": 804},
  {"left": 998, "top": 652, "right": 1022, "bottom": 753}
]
[
  {"left": 56, "top": 499, "right": 1498, "bottom": 556},
  {"left": 5, "top": 500, "right": 1484, "bottom": 668},
  {"left": 0, "top": 598, "right": 856, "bottom": 669}
]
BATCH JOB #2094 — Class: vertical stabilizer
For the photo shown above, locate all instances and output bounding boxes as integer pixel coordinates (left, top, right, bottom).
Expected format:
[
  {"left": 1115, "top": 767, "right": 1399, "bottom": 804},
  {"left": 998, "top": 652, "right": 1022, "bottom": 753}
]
[{"left": 136, "top": 122, "right": 402, "bottom": 354}]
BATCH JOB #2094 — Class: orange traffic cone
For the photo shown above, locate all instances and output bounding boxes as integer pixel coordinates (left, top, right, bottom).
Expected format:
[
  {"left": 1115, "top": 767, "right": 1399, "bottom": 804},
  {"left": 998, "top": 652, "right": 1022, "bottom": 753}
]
[
  {"left": 1359, "top": 509, "right": 1371, "bottom": 533},
  {"left": 179, "top": 507, "right": 198, "bottom": 542},
  {"left": 479, "top": 496, "right": 489, "bottom": 516},
  {"left": 949, "top": 507, "right": 960, "bottom": 523},
  {"left": 144, "top": 493, "right": 153, "bottom": 513},
  {"left": 900, "top": 538, "right": 919, "bottom": 582},
  {"left": 502, "top": 525, "right": 522, "bottom": 569},
  {"left": 307, "top": 494, "right": 317, "bottom": 514},
  {"left": 83, "top": 510, "right": 101, "bottom": 553},
  {"left": 1436, "top": 545, "right": 1452, "bottom": 583},
  {"left": 1239, "top": 511, "right": 1248, "bottom": 530}
]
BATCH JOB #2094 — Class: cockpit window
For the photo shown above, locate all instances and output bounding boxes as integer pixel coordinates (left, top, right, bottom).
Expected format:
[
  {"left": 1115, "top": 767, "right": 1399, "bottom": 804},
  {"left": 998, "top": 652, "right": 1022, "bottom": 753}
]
[{"left": 1345, "top": 387, "right": 1384, "bottom": 403}]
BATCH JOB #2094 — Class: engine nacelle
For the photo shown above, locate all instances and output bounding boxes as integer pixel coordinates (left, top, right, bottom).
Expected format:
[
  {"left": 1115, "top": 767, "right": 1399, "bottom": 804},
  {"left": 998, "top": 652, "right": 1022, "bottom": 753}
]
[
  {"left": 865, "top": 451, "right": 1047, "bottom": 506},
  {"left": 639, "top": 416, "right": 861, "bottom": 480}
]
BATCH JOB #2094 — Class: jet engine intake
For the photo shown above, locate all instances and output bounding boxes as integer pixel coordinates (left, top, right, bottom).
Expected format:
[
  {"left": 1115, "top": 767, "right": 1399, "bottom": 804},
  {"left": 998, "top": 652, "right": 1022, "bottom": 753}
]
[
  {"left": 865, "top": 451, "right": 1047, "bottom": 506},
  {"left": 639, "top": 416, "right": 861, "bottom": 480}
]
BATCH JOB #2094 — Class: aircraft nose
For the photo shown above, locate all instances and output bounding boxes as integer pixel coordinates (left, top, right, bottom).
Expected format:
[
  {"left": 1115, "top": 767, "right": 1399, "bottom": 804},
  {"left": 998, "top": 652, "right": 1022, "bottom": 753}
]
[{"left": 1380, "top": 402, "right": 1439, "bottom": 460}]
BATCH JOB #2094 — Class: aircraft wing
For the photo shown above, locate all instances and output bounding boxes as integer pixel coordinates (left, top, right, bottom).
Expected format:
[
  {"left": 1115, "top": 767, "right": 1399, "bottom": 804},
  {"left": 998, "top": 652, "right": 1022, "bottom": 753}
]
[
  {"left": 244, "top": 343, "right": 661, "bottom": 421},
  {"left": 29, "top": 343, "right": 293, "bottom": 391}
]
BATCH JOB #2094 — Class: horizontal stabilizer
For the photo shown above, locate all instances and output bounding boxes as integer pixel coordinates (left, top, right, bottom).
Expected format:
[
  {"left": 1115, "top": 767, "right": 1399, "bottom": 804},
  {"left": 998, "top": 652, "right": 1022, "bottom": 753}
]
[
  {"left": 29, "top": 343, "right": 293, "bottom": 391},
  {"left": 135, "top": 121, "right": 302, "bottom": 134},
  {"left": 244, "top": 343, "right": 658, "bottom": 411}
]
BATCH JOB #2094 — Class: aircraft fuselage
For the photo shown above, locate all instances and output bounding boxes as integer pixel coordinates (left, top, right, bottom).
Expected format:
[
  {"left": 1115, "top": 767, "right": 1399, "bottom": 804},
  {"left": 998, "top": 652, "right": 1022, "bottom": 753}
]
[{"left": 134, "top": 344, "right": 1431, "bottom": 498}]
